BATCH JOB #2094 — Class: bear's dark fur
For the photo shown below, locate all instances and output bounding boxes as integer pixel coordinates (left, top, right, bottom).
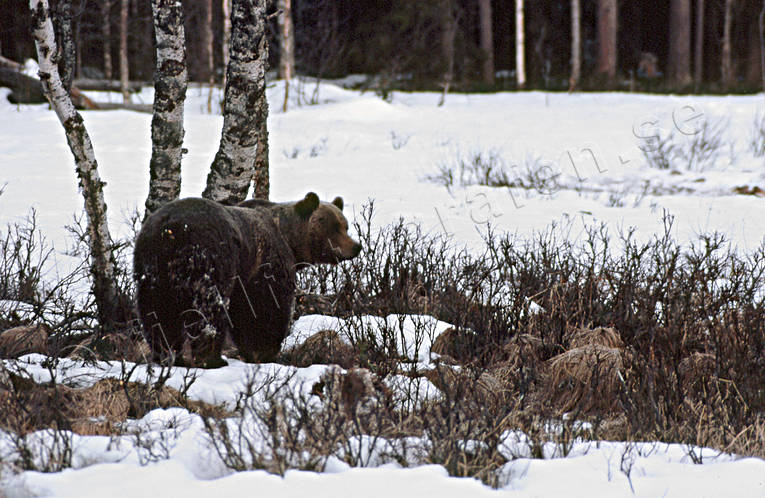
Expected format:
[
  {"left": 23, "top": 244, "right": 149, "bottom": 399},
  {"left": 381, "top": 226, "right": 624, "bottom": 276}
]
[{"left": 133, "top": 193, "right": 361, "bottom": 367}]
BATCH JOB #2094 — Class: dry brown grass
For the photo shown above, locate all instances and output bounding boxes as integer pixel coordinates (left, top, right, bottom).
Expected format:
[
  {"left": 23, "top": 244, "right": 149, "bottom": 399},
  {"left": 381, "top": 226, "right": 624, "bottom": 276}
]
[
  {"left": 281, "top": 329, "right": 356, "bottom": 368},
  {"left": 546, "top": 344, "right": 627, "bottom": 415},
  {"left": 566, "top": 326, "right": 624, "bottom": 349}
]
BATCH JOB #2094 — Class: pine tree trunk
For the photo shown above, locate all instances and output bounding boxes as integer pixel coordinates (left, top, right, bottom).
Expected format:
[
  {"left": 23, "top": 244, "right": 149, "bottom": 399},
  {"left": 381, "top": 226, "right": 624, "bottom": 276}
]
[
  {"left": 694, "top": 0, "right": 705, "bottom": 90},
  {"left": 596, "top": 0, "right": 617, "bottom": 81},
  {"left": 516, "top": 0, "right": 526, "bottom": 89},
  {"left": 29, "top": 0, "right": 120, "bottom": 330},
  {"left": 721, "top": 0, "right": 735, "bottom": 89},
  {"left": 570, "top": 0, "right": 581, "bottom": 90},
  {"left": 438, "top": 0, "right": 455, "bottom": 106},
  {"left": 479, "top": 0, "right": 494, "bottom": 85},
  {"left": 54, "top": 0, "right": 75, "bottom": 92},
  {"left": 760, "top": 2, "right": 765, "bottom": 91},
  {"left": 203, "top": 0, "right": 269, "bottom": 204},
  {"left": 277, "top": 0, "right": 294, "bottom": 112},
  {"left": 748, "top": 3, "right": 763, "bottom": 87},
  {"left": 668, "top": 0, "right": 692, "bottom": 87},
  {"left": 145, "top": 0, "right": 188, "bottom": 216},
  {"left": 102, "top": 0, "right": 112, "bottom": 79},
  {"left": 202, "top": 0, "right": 214, "bottom": 112},
  {"left": 119, "top": 0, "right": 130, "bottom": 103}
]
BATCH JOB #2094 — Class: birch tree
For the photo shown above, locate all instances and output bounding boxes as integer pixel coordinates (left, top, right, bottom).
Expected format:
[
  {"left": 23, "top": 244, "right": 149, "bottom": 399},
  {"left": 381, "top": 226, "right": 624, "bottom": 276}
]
[
  {"left": 570, "top": 0, "right": 581, "bottom": 91},
  {"left": 53, "top": 0, "right": 75, "bottom": 91},
  {"left": 203, "top": 0, "right": 269, "bottom": 204},
  {"left": 144, "top": 0, "right": 188, "bottom": 215},
  {"left": 516, "top": 0, "right": 525, "bottom": 89},
  {"left": 221, "top": 0, "right": 231, "bottom": 91},
  {"left": 438, "top": 0, "right": 456, "bottom": 106},
  {"left": 29, "top": 0, "right": 120, "bottom": 329},
  {"left": 277, "top": 0, "right": 294, "bottom": 112},
  {"left": 201, "top": 0, "right": 214, "bottom": 113}
]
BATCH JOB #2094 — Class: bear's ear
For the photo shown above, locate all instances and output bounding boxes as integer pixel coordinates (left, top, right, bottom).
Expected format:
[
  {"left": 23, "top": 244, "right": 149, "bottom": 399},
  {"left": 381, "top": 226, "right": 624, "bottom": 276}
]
[
  {"left": 295, "top": 192, "right": 320, "bottom": 218},
  {"left": 331, "top": 196, "right": 344, "bottom": 211}
]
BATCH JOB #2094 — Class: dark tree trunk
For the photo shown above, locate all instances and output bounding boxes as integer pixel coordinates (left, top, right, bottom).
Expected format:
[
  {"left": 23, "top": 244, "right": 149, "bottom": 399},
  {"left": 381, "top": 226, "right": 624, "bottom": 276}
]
[
  {"left": 30, "top": 0, "right": 121, "bottom": 331},
  {"left": 119, "top": 0, "right": 130, "bottom": 102},
  {"left": 722, "top": 0, "right": 734, "bottom": 89},
  {"left": 694, "top": 0, "right": 705, "bottom": 90},
  {"left": 145, "top": 0, "right": 188, "bottom": 216},
  {"left": 570, "top": 0, "right": 581, "bottom": 91},
  {"left": 53, "top": 0, "right": 75, "bottom": 92},
  {"left": 760, "top": 2, "right": 765, "bottom": 90},
  {"left": 596, "top": 0, "right": 617, "bottom": 81},
  {"left": 201, "top": 0, "right": 214, "bottom": 112},
  {"left": 203, "top": 0, "right": 269, "bottom": 204},
  {"left": 668, "top": 0, "right": 692, "bottom": 87},
  {"left": 747, "top": 2, "right": 763, "bottom": 87},
  {"left": 438, "top": 0, "right": 456, "bottom": 106},
  {"left": 102, "top": 0, "right": 112, "bottom": 79},
  {"left": 478, "top": 0, "right": 494, "bottom": 85}
]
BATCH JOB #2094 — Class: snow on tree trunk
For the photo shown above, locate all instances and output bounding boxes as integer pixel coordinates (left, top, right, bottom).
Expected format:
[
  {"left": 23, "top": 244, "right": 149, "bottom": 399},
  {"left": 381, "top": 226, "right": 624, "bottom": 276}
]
[
  {"left": 694, "top": 0, "right": 705, "bottom": 90},
  {"left": 144, "top": 0, "right": 188, "bottom": 216},
  {"left": 596, "top": 0, "right": 618, "bottom": 81},
  {"left": 570, "top": 0, "right": 581, "bottom": 91},
  {"left": 54, "top": 0, "right": 75, "bottom": 92},
  {"left": 479, "top": 0, "right": 494, "bottom": 85},
  {"left": 119, "top": 0, "right": 129, "bottom": 103},
  {"left": 102, "top": 0, "right": 112, "bottom": 80},
  {"left": 277, "top": 0, "right": 294, "bottom": 112},
  {"left": 29, "top": 0, "right": 120, "bottom": 330},
  {"left": 668, "top": 0, "right": 692, "bottom": 87},
  {"left": 516, "top": 0, "right": 526, "bottom": 89},
  {"left": 722, "top": 0, "right": 734, "bottom": 89},
  {"left": 203, "top": 0, "right": 269, "bottom": 204}
]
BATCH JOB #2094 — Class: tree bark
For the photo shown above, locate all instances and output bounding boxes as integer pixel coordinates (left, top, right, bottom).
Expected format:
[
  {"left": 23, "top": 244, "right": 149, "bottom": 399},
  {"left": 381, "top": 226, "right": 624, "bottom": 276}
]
[
  {"left": 516, "top": 0, "right": 526, "bottom": 89},
  {"left": 53, "top": 0, "right": 75, "bottom": 92},
  {"left": 29, "top": 0, "right": 120, "bottom": 330},
  {"left": 596, "top": 0, "right": 617, "bottom": 81},
  {"left": 221, "top": 0, "right": 231, "bottom": 92},
  {"left": 438, "top": 0, "right": 456, "bottom": 106},
  {"left": 668, "top": 0, "right": 692, "bottom": 87},
  {"left": 119, "top": 0, "right": 129, "bottom": 103},
  {"left": 203, "top": 0, "right": 269, "bottom": 204},
  {"left": 201, "top": 0, "right": 214, "bottom": 112},
  {"left": 570, "top": 0, "right": 581, "bottom": 91},
  {"left": 145, "top": 0, "right": 188, "bottom": 216},
  {"left": 722, "top": 0, "right": 734, "bottom": 89},
  {"left": 478, "top": 0, "right": 494, "bottom": 85},
  {"left": 694, "top": 0, "right": 704, "bottom": 90},
  {"left": 102, "top": 0, "right": 112, "bottom": 79},
  {"left": 760, "top": 1, "right": 765, "bottom": 91},
  {"left": 277, "top": 0, "right": 295, "bottom": 112}
]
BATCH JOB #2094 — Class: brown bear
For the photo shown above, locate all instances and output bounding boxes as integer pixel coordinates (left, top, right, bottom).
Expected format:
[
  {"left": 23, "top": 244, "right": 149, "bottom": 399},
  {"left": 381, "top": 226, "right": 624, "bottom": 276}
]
[{"left": 133, "top": 192, "right": 361, "bottom": 368}]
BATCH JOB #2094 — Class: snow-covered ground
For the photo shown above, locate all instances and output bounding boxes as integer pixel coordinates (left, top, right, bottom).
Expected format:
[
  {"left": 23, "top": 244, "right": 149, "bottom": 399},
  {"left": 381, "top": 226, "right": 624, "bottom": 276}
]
[{"left": 1, "top": 80, "right": 765, "bottom": 496}]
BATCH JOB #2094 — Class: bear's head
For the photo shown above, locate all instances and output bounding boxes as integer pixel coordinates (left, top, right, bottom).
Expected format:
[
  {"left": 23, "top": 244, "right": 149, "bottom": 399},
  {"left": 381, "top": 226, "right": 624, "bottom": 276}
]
[{"left": 294, "top": 192, "right": 362, "bottom": 264}]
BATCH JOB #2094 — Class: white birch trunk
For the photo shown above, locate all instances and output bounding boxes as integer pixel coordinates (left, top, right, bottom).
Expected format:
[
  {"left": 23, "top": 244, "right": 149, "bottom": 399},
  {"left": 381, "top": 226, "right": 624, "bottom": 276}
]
[
  {"left": 516, "top": 0, "right": 526, "bottom": 89},
  {"left": 145, "top": 0, "right": 188, "bottom": 215},
  {"left": 221, "top": 0, "right": 231, "bottom": 92},
  {"left": 29, "top": 0, "right": 120, "bottom": 329},
  {"left": 277, "top": 0, "right": 295, "bottom": 112},
  {"left": 203, "top": 0, "right": 269, "bottom": 204}
]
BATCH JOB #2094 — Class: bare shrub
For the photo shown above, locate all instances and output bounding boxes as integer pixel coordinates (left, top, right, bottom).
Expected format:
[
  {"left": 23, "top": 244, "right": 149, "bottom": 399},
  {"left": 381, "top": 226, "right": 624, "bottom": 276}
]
[
  {"left": 642, "top": 116, "right": 727, "bottom": 171},
  {"left": 750, "top": 112, "right": 765, "bottom": 157}
]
